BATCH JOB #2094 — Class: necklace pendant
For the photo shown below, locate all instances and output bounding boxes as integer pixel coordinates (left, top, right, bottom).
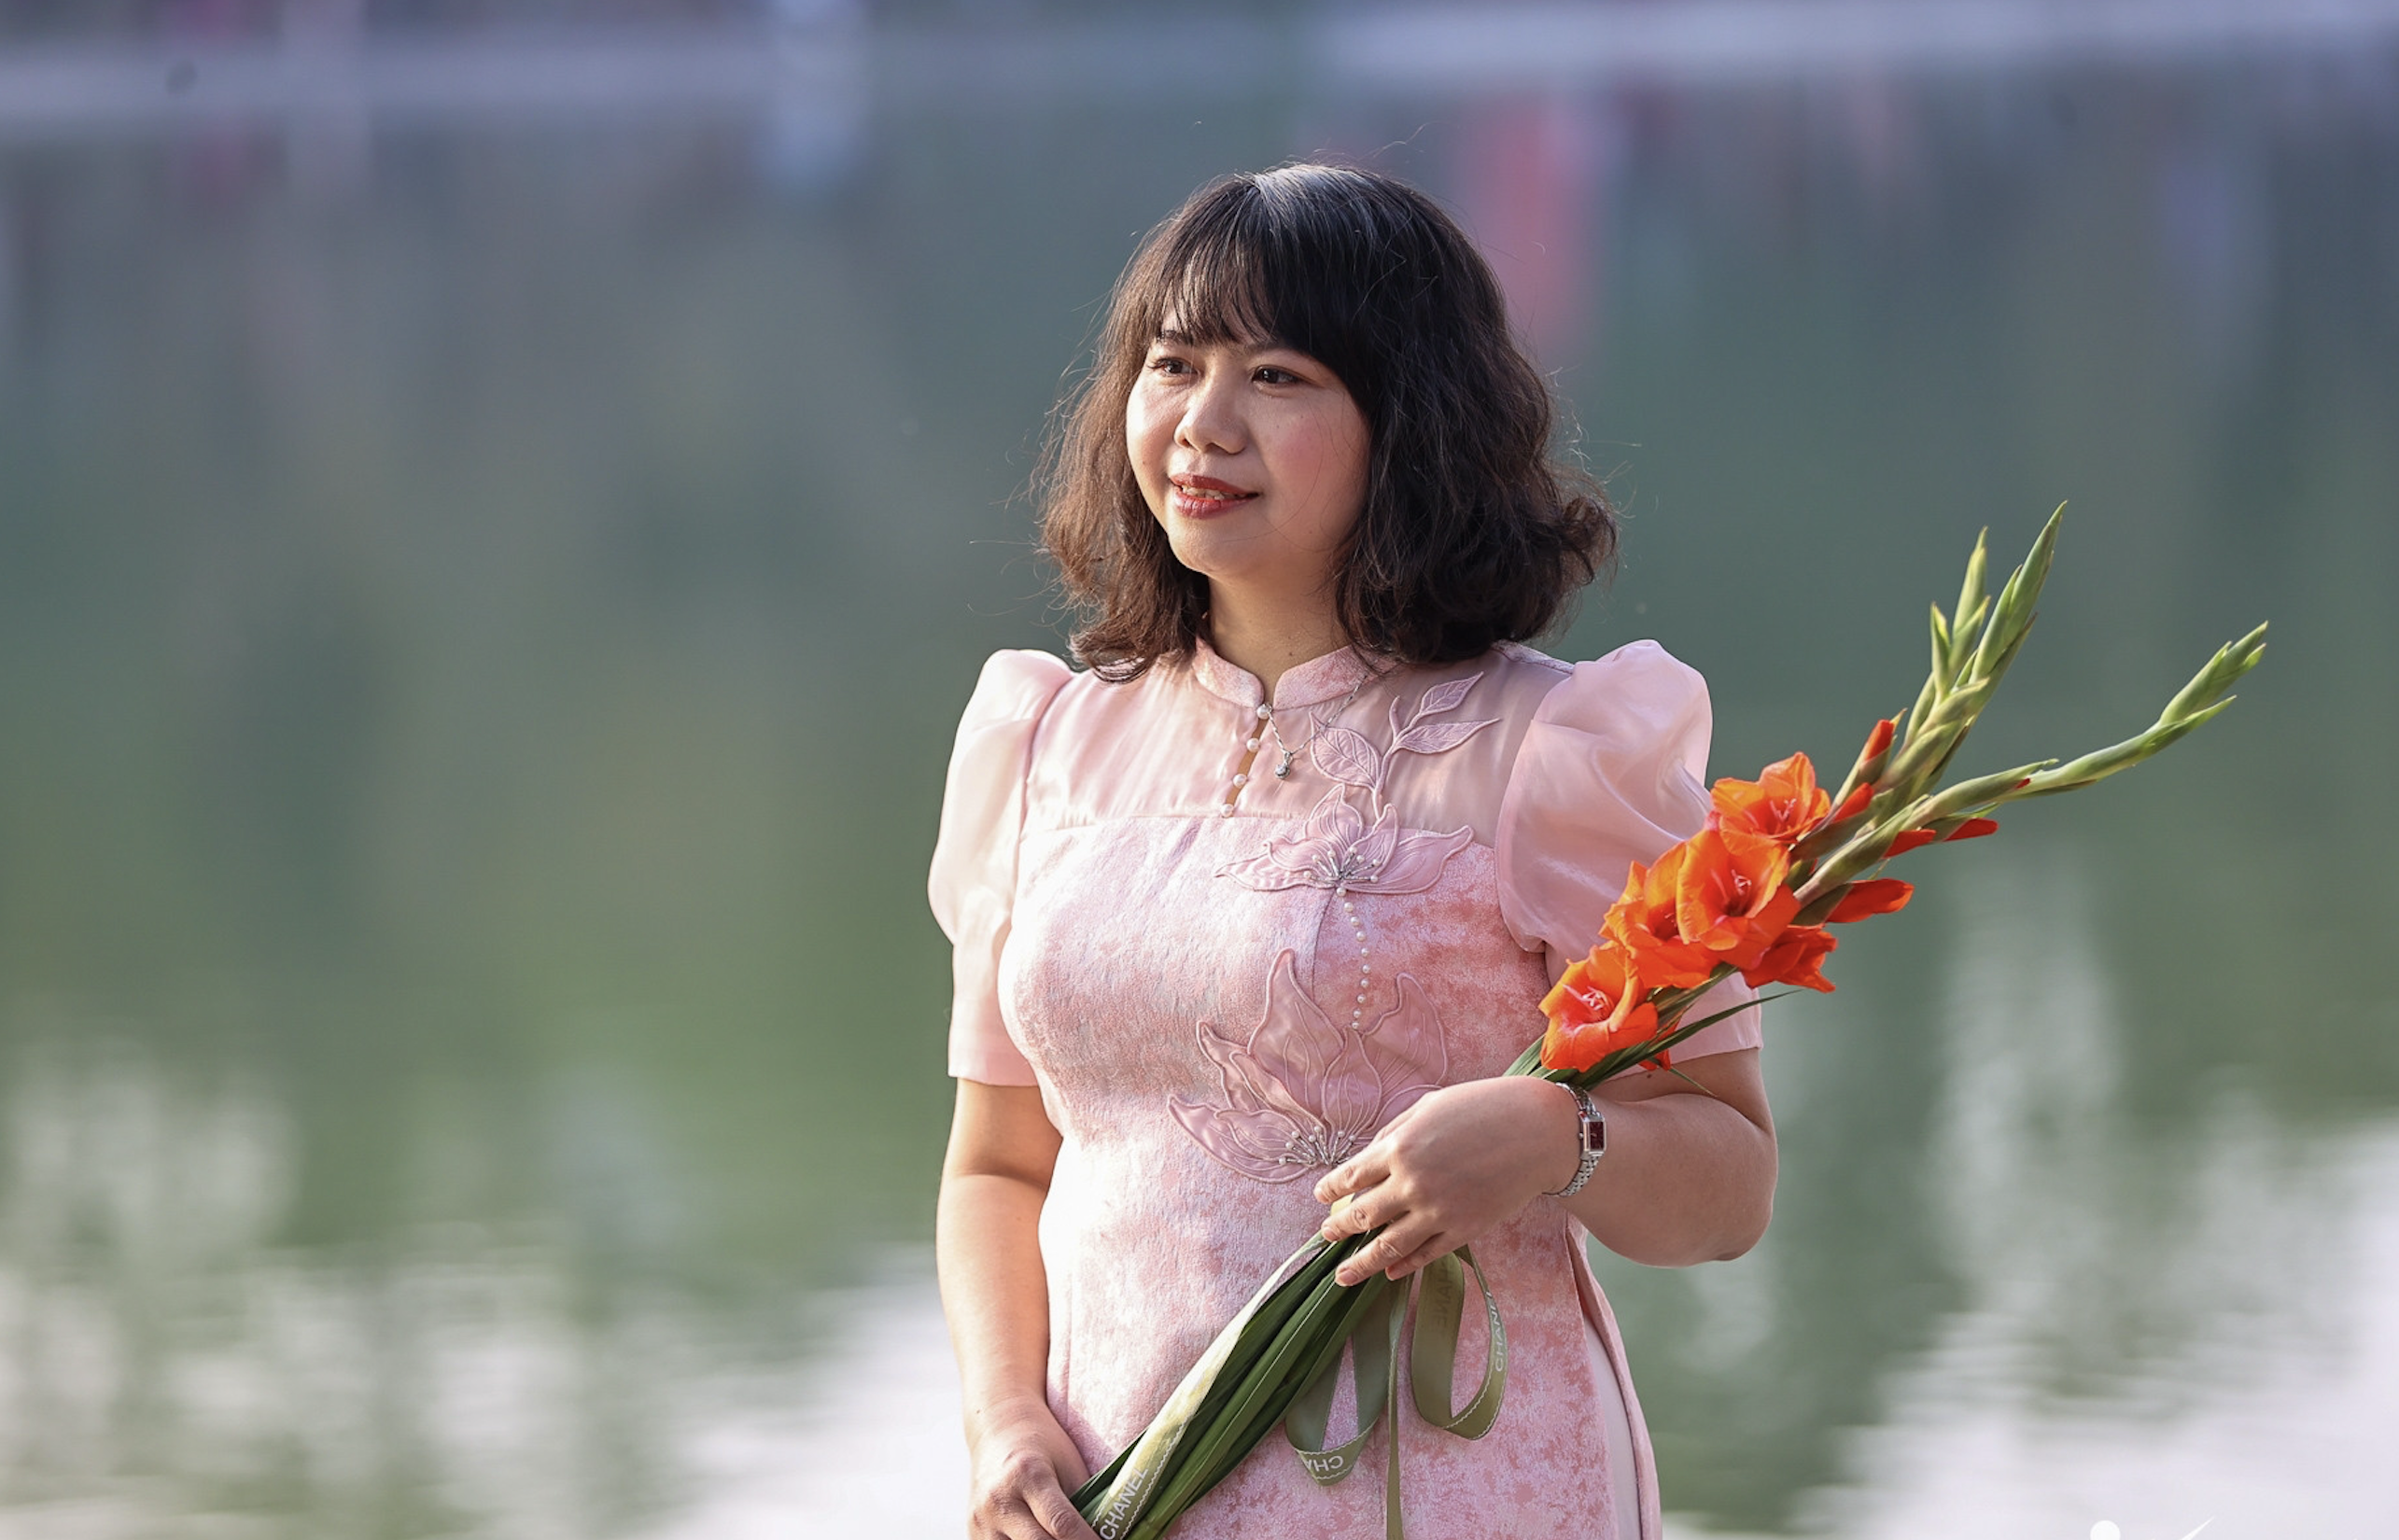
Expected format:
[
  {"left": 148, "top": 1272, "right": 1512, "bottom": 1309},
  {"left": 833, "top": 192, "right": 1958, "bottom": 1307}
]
[{"left": 1274, "top": 751, "right": 1295, "bottom": 779}]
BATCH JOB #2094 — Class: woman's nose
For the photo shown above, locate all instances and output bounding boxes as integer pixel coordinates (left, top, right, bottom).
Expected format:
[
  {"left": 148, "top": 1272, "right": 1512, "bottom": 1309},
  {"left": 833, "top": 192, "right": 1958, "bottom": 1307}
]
[{"left": 1176, "top": 372, "right": 1244, "bottom": 455}]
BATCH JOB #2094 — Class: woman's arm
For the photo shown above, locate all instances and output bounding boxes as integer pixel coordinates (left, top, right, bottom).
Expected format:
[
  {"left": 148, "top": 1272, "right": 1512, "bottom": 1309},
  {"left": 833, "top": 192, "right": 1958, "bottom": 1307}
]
[
  {"left": 1312, "top": 1048, "right": 1775, "bottom": 1281},
  {"left": 938, "top": 1081, "right": 1099, "bottom": 1540},
  {"left": 1568, "top": 1048, "right": 1775, "bottom": 1263}
]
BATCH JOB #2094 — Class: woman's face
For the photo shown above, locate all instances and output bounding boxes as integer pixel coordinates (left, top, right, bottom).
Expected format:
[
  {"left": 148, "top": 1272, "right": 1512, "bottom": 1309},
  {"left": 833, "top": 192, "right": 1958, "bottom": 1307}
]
[{"left": 1126, "top": 319, "right": 1370, "bottom": 609}]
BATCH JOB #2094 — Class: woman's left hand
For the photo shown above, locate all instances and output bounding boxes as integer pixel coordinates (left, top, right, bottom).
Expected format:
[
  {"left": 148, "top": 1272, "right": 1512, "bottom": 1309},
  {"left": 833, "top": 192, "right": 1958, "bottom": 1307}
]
[{"left": 1314, "top": 1076, "right": 1579, "bottom": 1287}]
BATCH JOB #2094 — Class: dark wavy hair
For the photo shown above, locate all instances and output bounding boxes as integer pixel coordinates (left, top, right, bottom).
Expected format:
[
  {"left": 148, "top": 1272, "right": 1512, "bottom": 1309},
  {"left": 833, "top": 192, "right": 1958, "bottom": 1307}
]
[{"left": 1040, "top": 163, "right": 1617, "bottom": 679}]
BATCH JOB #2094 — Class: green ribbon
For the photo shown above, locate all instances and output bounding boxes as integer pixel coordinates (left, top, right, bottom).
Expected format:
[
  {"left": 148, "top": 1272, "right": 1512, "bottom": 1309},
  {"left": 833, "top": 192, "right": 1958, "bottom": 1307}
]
[{"left": 1282, "top": 1245, "right": 1508, "bottom": 1540}]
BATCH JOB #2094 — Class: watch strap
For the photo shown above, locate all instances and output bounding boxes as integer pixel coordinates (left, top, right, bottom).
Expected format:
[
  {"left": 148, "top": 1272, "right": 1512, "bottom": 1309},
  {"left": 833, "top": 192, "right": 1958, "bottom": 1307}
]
[{"left": 1545, "top": 1084, "right": 1605, "bottom": 1197}]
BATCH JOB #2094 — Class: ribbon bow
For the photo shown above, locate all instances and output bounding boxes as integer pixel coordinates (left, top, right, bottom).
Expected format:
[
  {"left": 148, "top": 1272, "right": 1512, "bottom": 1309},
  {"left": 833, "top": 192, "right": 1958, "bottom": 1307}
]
[{"left": 1283, "top": 1245, "right": 1508, "bottom": 1540}]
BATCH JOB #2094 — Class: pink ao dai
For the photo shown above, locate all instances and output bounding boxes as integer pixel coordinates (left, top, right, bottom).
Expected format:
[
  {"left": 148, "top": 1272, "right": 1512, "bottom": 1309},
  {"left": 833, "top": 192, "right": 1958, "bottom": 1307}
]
[{"left": 930, "top": 637, "right": 1761, "bottom": 1540}]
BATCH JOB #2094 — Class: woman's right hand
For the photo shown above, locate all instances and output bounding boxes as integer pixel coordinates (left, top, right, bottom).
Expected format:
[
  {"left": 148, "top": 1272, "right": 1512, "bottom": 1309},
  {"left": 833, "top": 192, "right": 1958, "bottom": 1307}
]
[{"left": 967, "top": 1397, "right": 1098, "bottom": 1540}]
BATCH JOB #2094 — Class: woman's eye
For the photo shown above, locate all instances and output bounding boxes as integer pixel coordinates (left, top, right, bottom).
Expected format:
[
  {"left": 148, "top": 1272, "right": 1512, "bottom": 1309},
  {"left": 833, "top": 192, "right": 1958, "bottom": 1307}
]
[
  {"left": 1147, "top": 354, "right": 1191, "bottom": 375},
  {"left": 1255, "top": 365, "right": 1299, "bottom": 385}
]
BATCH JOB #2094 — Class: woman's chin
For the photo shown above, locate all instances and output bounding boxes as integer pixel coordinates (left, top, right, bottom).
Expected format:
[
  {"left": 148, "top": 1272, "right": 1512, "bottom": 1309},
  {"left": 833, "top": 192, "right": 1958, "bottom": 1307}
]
[
  {"left": 1165, "top": 528, "right": 1270, "bottom": 582},
  {"left": 1167, "top": 526, "right": 1341, "bottom": 595}
]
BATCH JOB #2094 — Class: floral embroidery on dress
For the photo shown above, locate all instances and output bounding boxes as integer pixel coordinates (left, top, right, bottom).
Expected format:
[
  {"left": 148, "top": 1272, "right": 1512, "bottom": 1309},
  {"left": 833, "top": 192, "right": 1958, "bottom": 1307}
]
[
  {"left": 1217, "top": 673, "right": 1497, "bottom": 895},
  {"left": 1214, "top": 787, "right": 1473, "bottom": 895},
  {"left": 1170, "top": 950, "right": 1448, "bottom": 1183}
]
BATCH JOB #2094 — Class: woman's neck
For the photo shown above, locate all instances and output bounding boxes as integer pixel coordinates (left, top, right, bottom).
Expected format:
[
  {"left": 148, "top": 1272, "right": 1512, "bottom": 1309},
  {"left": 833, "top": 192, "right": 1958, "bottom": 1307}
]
[{"left": 1205, "top": 587, "right": 1350, "bottom": 699}]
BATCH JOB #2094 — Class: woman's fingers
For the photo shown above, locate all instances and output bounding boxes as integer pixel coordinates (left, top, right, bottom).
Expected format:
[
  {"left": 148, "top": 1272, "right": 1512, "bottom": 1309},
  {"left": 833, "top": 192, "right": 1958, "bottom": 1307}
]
[
  {"left": 1314, "top": 1144, "right": 1389, "bottom": 1206},
  {"left": 1382, "top": 1233, "right": 1456, "bottom": 1281},
  {"left": 1335, "top": 1227, "right": 1405, "bottom": 1286},
  {"left": 1335, "top": 1209, "right": 1440, "bottom": 1286},
  {"left": 1335, "top": 1222, "right": 1458, "bottom": 1286},
  {"left": 1320, "top": 1192, "right": 1367, "bottom": 1241},
  {"left": 1319, "top": 1171, "right": 1396, "bottom": 1239},
  {"left": 973, "top": 1435, "right": 1100, "bottom": 1540},
  {"left": 1020, "top": 1467, "right": 1100, "bottom": 1540},
  {"left": 985, "top": 1473, "right": 1096, "bottom": 1540}
]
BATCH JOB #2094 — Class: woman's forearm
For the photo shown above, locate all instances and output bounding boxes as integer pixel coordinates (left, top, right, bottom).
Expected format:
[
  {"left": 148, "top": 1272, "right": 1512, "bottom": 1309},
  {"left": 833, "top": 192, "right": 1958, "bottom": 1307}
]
[
  {"left": 941, "top": 1083, "right": 1096, "bottom": 1540},
  {"left": 1315, "top": 1049, "right": 1776, "bottom": 1285},
  {"left": 938, "top": 1169, "right": 1057, "bottom": 1435},
  {"left": 1560, "top": 1065, "right": 1776, "bottom": 1267}
]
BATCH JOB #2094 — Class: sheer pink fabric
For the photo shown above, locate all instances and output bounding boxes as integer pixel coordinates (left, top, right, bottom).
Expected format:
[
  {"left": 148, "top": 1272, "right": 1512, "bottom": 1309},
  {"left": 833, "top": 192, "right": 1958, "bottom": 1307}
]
[{"left": 931, "top": 638, "right": 1760, "bottom": 1539}]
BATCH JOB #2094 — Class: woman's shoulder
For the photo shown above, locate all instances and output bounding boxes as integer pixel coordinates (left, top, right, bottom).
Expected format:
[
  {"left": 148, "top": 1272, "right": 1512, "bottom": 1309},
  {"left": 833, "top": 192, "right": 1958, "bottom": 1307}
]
[
  {"left": 943, "top": 650, "right": 1084, "bottom": 763},
  {"left": 956, "top": 648, "right": 1076, "bottom": 722},
  {"left": 1486, "top": 638, "right": 1708, "bottom": 741}
]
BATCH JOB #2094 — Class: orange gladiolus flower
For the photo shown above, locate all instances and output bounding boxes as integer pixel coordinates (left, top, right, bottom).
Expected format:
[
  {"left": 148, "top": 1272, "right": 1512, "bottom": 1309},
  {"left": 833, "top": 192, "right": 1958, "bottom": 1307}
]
[
  {"left": 1709, "top": 752, "right": 1832, "bottom": 845},
  {"left": 1674, "top": 827, "right": 1802, "bottom": 969},
  {"left": 1859, "top": 717, "right": 1896, "bottom": 762},
  {"left": 1742, "top": 924, "right": 1837, "bottom": 992},
  {"left": 1602, "top": 849, "right": 1717, "bottom": 990},
  {"left": 1946, "top": 817, "right": 1999, "bottom": 841},
  {"left": 1826, "top": 877, "right": 1914, "bottom": 923},
  {"left": 1539, "top": 943, "right": 1661, "bottom": 1073},
  {"left": 1886, "top": 828, "right": 1939, "bottom": 856},
  {"left": 1827, "top": 781, "right": 1873, "bottom": 824}
]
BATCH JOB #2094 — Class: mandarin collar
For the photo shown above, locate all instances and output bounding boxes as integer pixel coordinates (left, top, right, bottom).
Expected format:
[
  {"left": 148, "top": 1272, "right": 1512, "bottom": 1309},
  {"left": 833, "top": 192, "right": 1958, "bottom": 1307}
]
[{"left": 1189, "top": 636, "right": 1383, "bottom": 711}]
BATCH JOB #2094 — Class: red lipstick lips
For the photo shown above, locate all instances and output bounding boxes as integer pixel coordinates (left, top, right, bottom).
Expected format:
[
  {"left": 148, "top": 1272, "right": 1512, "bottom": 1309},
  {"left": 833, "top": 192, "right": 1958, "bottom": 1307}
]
[{"left": 1168, "top": 473, "right": 1257, "bottom": 518}]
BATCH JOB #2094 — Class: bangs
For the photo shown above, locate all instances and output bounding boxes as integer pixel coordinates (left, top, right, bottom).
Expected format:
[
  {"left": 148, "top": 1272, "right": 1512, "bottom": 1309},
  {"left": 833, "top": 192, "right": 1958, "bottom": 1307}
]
[
  {"left": 1128, "top": 167, "right": 1408, "bottom": 388},
  {"left": 1149, "top": 218, "right": 1279, "bottom": 347}
]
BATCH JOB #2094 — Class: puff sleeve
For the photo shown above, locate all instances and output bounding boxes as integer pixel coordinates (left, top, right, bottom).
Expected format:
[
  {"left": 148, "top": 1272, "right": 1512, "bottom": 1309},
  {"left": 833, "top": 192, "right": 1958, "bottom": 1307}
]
[
  {"left": 928, "top": 649, "right": 1074, "bottom": 1085},
  {"left": 1494, "top": 641, "right": 1763, "bottom": 1059}
]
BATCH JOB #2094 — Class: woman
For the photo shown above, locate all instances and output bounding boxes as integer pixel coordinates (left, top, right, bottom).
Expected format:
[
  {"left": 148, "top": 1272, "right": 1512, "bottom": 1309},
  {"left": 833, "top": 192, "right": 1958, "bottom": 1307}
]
[{"left": 932, "top": 164, "right": 1775, "bottom": 1540}]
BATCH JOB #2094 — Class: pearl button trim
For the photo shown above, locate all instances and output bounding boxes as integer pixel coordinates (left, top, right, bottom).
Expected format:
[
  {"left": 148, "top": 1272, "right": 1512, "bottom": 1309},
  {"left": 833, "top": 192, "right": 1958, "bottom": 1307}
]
[
  {"left": 1223, "top": 706, "right": 1270, "bottom": 818},
  {"left": 1226, "top": 701, "right": 1282, "bottom": 817},
  {"left": 1339, "top": 883, "right": 1374, "bottom": 1021}
]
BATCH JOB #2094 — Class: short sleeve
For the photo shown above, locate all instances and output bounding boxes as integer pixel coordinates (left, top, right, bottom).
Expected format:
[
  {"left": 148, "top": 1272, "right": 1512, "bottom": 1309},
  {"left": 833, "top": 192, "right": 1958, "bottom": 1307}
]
[
  {"left": 1494, "top": 641, "right": 1762, "bottom": 1059},
  {"left": 928, "top": 649, "right": 1074, "bottom": 1085}
]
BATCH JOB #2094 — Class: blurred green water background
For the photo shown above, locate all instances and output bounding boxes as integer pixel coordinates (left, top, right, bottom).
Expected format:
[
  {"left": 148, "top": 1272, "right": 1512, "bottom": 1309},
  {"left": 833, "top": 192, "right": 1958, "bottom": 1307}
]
[{"left": 2, "top": 7, "right": 2396, "bottom": 1537}]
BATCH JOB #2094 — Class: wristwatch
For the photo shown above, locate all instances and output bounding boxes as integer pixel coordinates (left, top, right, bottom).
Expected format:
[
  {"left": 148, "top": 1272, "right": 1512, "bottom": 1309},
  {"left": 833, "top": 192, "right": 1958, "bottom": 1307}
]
[{"left": 1545, "top": 1084, "right": 1606, "bottom": 1197}]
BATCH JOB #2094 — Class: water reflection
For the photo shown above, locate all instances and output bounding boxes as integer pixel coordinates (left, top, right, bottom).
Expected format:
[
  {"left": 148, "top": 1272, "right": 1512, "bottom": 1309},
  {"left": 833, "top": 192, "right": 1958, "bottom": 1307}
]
[
  {"left": 0, "top": 1029, "right": 958, "bottom": 1536},
  {"left": 1930, "top": 848, "right": 2335, "bottom": 1411},
  {"left": 0, "top": 1036, "right": 679, "bottom": 1534},
  {"left": 1811, "top": 1129, "right": 2399, "bottom": 1539},
  {"left": 2, "top": 8, "right": 2395, "bottom": 1536}
]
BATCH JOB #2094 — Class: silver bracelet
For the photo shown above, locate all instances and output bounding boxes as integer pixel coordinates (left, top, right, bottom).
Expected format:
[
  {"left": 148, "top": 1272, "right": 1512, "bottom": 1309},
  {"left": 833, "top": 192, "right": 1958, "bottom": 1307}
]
[{"left": 1545, "top": 1084, "right": 1606, "bottom": 1197}]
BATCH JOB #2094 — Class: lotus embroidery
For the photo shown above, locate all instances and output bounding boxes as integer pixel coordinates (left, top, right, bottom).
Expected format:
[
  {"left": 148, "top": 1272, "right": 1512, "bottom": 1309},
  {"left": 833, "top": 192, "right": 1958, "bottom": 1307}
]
[
  {"left": 1217, "top": 787, "right": 1472, "bottom": 895},
  {"left": 1217, "top": 673, "right": 1495, "bottom": 896},
  {"left": 1171, "top": 950, "right": 1448, "bottom": 1183}
]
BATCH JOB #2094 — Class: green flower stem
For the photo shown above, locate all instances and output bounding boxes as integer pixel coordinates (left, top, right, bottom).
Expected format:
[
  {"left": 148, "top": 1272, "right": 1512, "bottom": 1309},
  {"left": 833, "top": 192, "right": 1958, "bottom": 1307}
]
[
  {"left": 1798, "top": 515, "right": 2261, "bottom": 904},
  {"left": 1879, "top": 509, "right": 2060, "bottom": 805},
  {"left": 1073, "top": 1235, "right": 1354, "bottom": 1537},
  {"left": 1129, "top": 1262, "right": 1374, "bottom": 1539}
]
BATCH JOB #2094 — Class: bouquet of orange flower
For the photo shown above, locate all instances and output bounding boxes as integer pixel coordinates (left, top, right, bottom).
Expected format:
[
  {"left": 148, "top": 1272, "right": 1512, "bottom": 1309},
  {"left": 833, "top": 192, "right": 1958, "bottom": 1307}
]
[{"left": 1073, "top": 511, "right": 2266, "bottom": 1540}]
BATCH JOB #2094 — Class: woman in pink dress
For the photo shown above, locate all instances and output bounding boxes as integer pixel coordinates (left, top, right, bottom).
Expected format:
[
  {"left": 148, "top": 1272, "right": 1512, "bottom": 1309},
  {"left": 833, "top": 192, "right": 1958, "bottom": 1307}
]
[{"left": 933, "top": 164, "right": 1775, "bottom": 1540}]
